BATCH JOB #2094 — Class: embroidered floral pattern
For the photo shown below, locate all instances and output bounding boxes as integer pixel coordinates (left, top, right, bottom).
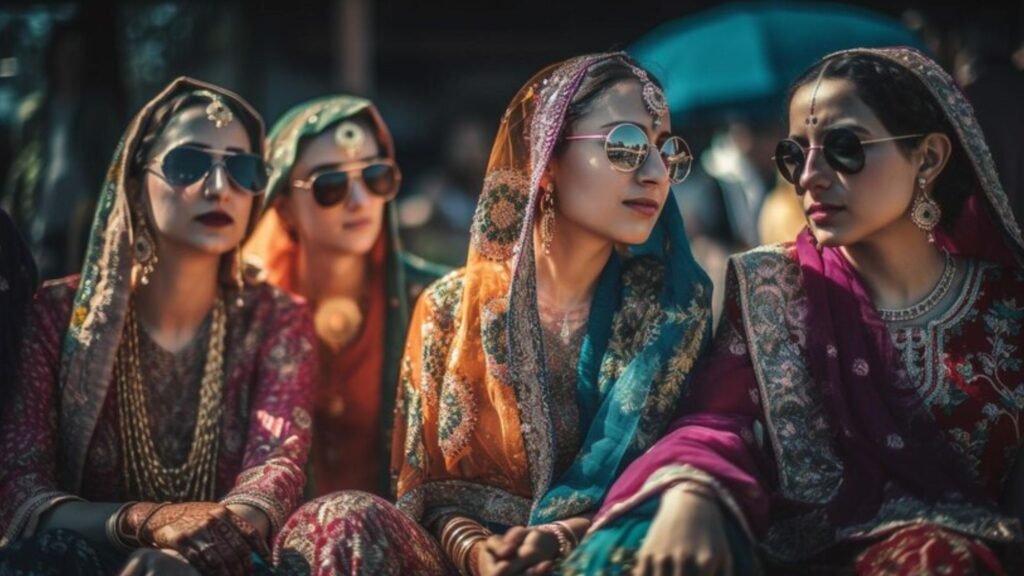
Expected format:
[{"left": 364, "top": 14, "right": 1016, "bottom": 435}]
[
  {"left": 600, "top": 258, "right": 667, "bottom": 388},
  {"left": 481, "top": 297, "right": 511, "bottom": 385},
  {"left": 438, "top": 374, "right": 478, "bottom": 462},
  {"left": 398, "top": 357, "right": 426, "bottom": 473},
  {"left": 419, "top": 270, "right": 464, "bottom": 409},
  {"left": 470, "top": 170, "right": 531, "bottom": 261},
  {"left": 733, "top": 245, "right": 844, "bottom": 504},
  {"left": 738, "top": 252, "right": 1024, "bottom": 562},
  {"left": 2, "top": 279, "right": 315, "bottom": 540},
  {"left": 396, "top": 479, "right": 533, "bottom": 528},
  {"left": 275, "top": 492, "right": 450, "bottom": 574},
  {"left": 852, "top": 358, "right": 870, "bottom": 377}
]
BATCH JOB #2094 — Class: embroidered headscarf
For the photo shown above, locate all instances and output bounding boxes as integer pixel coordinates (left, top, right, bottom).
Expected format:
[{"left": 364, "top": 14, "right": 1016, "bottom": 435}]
[
  {"left": 58, "top": 77, "right": 265, "bottom": 492},
  {"left": 392, "top": 52, "right": 713, "bottom": 527}
]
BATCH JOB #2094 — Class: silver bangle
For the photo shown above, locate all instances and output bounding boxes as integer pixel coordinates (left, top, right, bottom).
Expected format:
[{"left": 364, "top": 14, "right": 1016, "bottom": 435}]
[{"left": 105, "top": 501, "right": 138, "bottom": 555}]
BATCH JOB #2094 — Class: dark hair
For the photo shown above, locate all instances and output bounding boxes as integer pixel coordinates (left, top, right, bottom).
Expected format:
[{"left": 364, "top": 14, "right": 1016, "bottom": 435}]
[
  {"left": 788, "top": 53, "right": 974, "bottom": 229},
  {"left": 557, "top": 55, "right": 665, "bottom": 147}
]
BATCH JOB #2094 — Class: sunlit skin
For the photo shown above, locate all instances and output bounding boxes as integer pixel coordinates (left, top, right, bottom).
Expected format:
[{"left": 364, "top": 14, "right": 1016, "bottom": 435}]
[
  {"left": 789, "top": 79, "right": 922, "bottom": 248},
  {"left": 548, "top": 78, "right": 673, "bottom": 248},
  {"left": 274, "top": 116, "right": 389, "bottom": 307},
  {"left": 279, "top": 117, "right": 387, "bottom": 257},
  {"left": 470, "top": 78, "right": 676, "bottom": 576},
  {"left": 136, "top": 103, "right": 258, "bottom": 354},
  {"left": 530, "top": 79, "right": 673, "bottom": 316},
  {"left": 787, "top": 78, "right": 955, "bottom": 310},
  {"left": 144, "top": 106, "right": 255, "bottom": 258}
]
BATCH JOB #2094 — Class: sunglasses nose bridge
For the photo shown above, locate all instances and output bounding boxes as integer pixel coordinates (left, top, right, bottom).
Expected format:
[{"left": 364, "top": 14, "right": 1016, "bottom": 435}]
[
  {"left": 797, "top": 144, "right": 836, "bottom": 190},
  {"left": 343, "top": 172, "right": 372, "bottom": 207},
  {"left": 203, "top": 161, "right": 231, "bottom": 197},
  {"left": 636, "top": 143, "right": 670, "bottom": 183}
]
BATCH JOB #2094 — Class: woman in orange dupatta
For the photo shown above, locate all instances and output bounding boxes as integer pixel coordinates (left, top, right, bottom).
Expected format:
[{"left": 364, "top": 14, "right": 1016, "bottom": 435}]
[{"left": 273, "top": 52, "right": 713, "bottom": 576}]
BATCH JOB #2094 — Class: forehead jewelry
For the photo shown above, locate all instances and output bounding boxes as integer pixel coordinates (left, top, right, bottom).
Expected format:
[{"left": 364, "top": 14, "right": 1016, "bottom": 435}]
[
  {"left": 805, "top": 63, "right": 831, "bottom": 127},
  {"left": 334, "top": 121, "right": 366, "bottom": 158},
  {"left": 196, "top": 90, "right": 234, "bottom": 128},
  {"left": 625, "top": 62, "right": 668, "bottom": 129}
]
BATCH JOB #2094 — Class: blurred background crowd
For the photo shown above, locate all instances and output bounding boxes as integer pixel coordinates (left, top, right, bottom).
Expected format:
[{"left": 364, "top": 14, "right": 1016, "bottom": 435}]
[{"left": 1, "top": 0, "right": 1021, "bottom": 320}]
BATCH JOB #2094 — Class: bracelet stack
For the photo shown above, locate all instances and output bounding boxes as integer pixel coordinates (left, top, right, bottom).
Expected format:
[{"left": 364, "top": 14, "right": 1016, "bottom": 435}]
[{"left": 440, "top": 516, "right": 492, "bottom": 576}]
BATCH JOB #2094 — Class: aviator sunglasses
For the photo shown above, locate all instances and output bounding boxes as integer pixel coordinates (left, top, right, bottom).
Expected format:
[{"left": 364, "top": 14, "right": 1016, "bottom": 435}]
[
  {"left": 291, "top": 159, "right": 401, "bottom": 207},
  {"left": 149, "top": 145, "right": 269, "bottom": 193}
]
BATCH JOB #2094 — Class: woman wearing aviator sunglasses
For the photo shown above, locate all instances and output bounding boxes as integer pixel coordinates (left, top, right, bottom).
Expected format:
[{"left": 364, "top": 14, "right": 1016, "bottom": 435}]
[
  {"left": 272, "top": 53, "right": 712, "bottom": 576},
  {"left": 0, "top": 78, "right": 315, "bottom": 576},
  {"left": 244, "top": 96, "right": 446, "bottom": 501},
  {"left": 567, "top": 48, "right": 1024, "bottom": 575}
]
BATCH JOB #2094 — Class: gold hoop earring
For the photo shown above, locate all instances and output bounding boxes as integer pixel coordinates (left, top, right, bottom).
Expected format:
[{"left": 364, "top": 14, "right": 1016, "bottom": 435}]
[{"left": 541, "top": 182, "right": 555, "bottom": 256}]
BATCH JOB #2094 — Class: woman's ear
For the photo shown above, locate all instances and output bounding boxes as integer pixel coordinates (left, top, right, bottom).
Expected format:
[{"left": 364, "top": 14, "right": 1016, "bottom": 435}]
[{"left": 917, "top": 132, "right": 952, "bottom": 186}]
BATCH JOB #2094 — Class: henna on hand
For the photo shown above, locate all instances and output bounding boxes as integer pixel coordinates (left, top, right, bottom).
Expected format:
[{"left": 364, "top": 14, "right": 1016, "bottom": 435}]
[{"left": 120, "top": 502, "right": 268, "bottom": 576}]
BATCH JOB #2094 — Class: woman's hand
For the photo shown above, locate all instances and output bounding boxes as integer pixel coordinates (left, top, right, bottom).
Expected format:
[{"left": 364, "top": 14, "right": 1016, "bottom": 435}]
[
  {"left": 633, "top": 485, "right": 732, "bottom": 576},
  {"left": 477, "top": 526, "right": 561, "bottom": 576},
  {"left": 117, "top": 549, "right": 200, "bottom": 576},
  {"left": 122, "top": 502, "right": 269, "bottom": 576}
]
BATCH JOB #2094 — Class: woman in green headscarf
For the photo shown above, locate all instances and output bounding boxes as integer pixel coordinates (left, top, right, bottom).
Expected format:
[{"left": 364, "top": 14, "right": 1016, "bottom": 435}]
[{"left": 245, "top": 96, "right": 446, "bottom": 498}]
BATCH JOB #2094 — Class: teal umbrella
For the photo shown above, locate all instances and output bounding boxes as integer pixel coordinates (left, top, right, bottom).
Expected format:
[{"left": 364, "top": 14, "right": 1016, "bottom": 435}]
[{"left": 630, "top": 2, "right": 925, "bottom": 124}]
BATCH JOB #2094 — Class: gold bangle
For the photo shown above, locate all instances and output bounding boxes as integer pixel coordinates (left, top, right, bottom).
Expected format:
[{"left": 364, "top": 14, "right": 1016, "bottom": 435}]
[
  {"left": 445, "top": 523, "right": 484, "bottom": 552},
  {"left": 553, "top": 520, "right": 579, "bottom": 551},
  {"left": 535, "top": 523, "right": 570, "bottom": 558},
  {"left": 456, "top": 533, "right": 487, "bottom": 576},
  {"left": 442, "top": 518, "right": 482, "bottom": 550}
]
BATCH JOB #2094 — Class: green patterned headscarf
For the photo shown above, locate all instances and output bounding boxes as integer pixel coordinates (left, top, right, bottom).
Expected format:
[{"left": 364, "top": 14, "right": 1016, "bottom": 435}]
[{"left": 58, "top": 77, "right": 265, "bottom": 492}]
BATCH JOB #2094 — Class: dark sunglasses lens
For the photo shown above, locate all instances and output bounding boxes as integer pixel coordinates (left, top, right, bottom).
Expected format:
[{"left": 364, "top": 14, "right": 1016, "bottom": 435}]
[
  {"left": 224, "top": 154, "right": 269, "bottom": 193},
  {"left": 660, "top": 137, "right": 693, "bottom": 184},
  {"left": 774, "top": 140, "right": 804, "bottom": 184},
  {"left": 362, "top": 163, "right": 398, "bottom": 198},
  {"left": 162, "top": 147, "right": 212, "bottom": 186},
  {"left": 312, "top": 172, "right": 351, "bottom": 207},
  {"left": 605, "top": 124, "right": 649, "bottom": 171},
  {"left": 824, "top": 129, "right": 866, "bottom": 174}
]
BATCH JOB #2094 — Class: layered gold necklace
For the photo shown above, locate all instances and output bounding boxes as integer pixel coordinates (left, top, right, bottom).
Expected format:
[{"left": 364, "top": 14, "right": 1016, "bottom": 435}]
[{"left": 115, "top": 296, "right": 227, "bottom": 501}]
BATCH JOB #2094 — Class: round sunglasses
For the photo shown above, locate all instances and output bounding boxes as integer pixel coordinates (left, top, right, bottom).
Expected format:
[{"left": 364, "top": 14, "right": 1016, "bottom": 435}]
[
  {"left": 563, "top": 123, "right": 693, "bottom": 184},
  {"left": 773, "top": 128, "right": 924, "bottom": 184},
  {"left": 291, "top": 159, "right": 401, "bottom": 207},
  {"left": 150, "top": 145, "right": 269, "bottom": 194}
]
